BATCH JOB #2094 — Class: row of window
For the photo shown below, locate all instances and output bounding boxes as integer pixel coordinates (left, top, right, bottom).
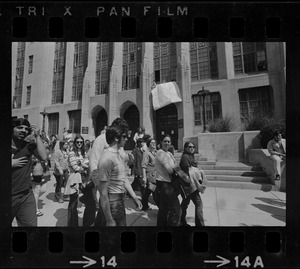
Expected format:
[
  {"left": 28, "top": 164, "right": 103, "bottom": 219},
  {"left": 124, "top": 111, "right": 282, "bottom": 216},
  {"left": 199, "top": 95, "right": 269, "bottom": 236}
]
[
  {"left": 23, "top": 85, "right": 274, "bottom": 137},
  {"left": 47, "top": 110, "right": 82, "bottom": 137},
  {"left": 192, "top": 86, "right": 273, "bottom": 126},
  {"left": 14, "top": 42, "right": 269, "bottom": 108}
]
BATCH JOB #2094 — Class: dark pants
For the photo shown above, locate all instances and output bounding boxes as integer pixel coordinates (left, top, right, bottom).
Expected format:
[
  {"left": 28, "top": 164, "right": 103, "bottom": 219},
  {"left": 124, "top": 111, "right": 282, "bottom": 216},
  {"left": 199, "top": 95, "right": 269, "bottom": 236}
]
[
  {"left": 142, "top": 187, "right": 160, "bottom": 208},
  {"left": 94, "top": 193, "right": 126, "bottom": 227},
  {"left": 156, "top": 181, "right": 181, "bottom": 226},
  {"left": 181, "top": 191, "right": 205, "bottom": 226},
  {"left": 68, "top": 193, "right": 78, "bottom": 227},
  {"left": 12, "top": 189, "right": 37, "bottom": 227},
  {"left": 54, "top": 170, "right": 69, "bottom": 198},
  {"left": 131, "top": 175, "right": 143, "bottom": 192},
  {"left": 82, "top": 187, "right": 97, "bottom": 227}
]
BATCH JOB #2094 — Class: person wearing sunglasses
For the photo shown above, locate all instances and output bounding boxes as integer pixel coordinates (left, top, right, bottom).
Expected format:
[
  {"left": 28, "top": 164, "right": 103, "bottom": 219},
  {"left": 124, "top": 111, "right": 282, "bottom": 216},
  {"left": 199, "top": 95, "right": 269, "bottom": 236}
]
[
  {"left": 95, "top": 125, "right": 142, "bottom": 226},
  {"left": 179, "top": 142, "right": 205, "bottom": 226},
  {"left": 64, "top": 135, "right": 88, "bottom": 226},
  {"left": 155, "top": 134, "right": 183, "bottom": 226}
]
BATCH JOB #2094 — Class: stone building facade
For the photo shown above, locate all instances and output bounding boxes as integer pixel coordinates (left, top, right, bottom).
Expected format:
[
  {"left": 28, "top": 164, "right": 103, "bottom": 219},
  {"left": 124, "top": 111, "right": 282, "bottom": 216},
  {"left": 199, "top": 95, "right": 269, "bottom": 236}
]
[{"left": 12, "top": 42, "right": 286, "bottom": 150}]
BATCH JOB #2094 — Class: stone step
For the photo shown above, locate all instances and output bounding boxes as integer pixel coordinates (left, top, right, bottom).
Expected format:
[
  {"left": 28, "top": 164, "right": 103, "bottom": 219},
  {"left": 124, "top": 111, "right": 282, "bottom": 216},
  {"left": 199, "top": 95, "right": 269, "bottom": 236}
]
[
  {"left": 207, "top": 180, "right": 275, "bottom": 191},
  {"left": 206, "top": 175, "right": 270, "bottom": 184},
  {"left": 204, "top": 170, "right": 267, "bottom": 177},
  {"left": 200, "top": 164, "right": 263, "bottom": 171}
]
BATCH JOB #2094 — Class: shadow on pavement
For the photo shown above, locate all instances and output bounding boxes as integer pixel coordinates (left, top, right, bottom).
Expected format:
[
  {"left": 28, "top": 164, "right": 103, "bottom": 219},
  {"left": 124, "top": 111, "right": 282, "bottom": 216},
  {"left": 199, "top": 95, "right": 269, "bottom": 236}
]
[
  {"left": 251, "top": 203, "right": 286, "bottom": 220},
  {"left": 46, "top": 192, "right": 56, "bottom": 202},
  {"left": 255, "top": 197, "right": 286, "bottom": 208},
  {"left": 53, "top": 208, "right": 68, "bottom": 226}
]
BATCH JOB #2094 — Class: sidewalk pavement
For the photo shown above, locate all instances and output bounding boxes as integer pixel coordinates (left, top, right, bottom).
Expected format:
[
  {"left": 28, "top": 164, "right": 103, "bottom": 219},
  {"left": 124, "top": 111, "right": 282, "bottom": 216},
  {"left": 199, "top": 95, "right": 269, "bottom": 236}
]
[{"left": 12, "top": 173, "right": 286, "bottom": 227}]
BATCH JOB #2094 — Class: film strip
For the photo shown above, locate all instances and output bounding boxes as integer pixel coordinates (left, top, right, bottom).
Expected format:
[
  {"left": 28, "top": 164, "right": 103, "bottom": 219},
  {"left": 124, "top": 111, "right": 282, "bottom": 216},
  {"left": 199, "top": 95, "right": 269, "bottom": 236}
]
[{"left": 1, "top": 1, "right": 300, "bottom": 268}]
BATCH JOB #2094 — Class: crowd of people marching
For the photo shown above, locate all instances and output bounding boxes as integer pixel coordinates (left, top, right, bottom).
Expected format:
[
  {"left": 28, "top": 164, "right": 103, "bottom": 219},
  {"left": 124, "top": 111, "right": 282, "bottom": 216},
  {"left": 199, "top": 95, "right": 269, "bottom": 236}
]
[{"left": 11, "top": 117, "right": 209, "bottom": 227}]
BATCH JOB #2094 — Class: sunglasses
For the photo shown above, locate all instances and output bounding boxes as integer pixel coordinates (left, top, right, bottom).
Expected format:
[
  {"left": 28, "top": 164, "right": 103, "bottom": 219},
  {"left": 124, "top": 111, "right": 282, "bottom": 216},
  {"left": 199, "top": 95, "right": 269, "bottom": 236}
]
[
  {"left": 76, "top": 141, "right": 83, "bottom": 144},
  {"left": 188, "top": 146, "right": 195, "bottom": 149}
]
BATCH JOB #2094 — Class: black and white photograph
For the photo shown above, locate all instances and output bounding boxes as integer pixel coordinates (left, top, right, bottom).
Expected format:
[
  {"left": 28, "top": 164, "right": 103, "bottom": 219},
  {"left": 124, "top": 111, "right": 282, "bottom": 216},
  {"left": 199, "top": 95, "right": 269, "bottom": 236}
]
[
  {"left": 11, "top": 41, "right": 286, "bottom": 227},
  {"left": 4, "top": 1, "right": 300, "bottom": 268}
]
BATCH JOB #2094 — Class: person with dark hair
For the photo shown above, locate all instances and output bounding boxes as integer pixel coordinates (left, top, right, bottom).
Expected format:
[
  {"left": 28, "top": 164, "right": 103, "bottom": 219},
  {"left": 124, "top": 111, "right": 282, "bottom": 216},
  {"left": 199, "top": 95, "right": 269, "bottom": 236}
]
[
  {"left": 11, "top": 118, "right": 47, "bottom": 226},
  {"left": 141, "top": 138, "right": 159, "bottom": 210},
  {"left": 53, "top": 140, "right": 69, "bottom": 203},
  {"left": 179, "top": 141, "right": 206, "bottom": 226},
  {"left": 267, "top": 131, "right": 286, "bottom": 181},
  {"left": 49, "top": 134, "right": 58, "bottom": 153},
  {"left": 65, "top": 135, "right": 88, "bottom": 226},
  {"left": 94, "top": 125, "right": 142, "bottom": 226},
  {"left": 155, "top": 134, "right": 185, "bottom": 226},
  {"left": 88, "top": 118, "right": 133, "bottom": 226},
  {"left": 133, "top": 127, "right": 145, "bottom": 146},
  {"left": 131, "top": 138, "right": 146, "bottom": 193},
  {"left": 124, "top": 129, "right": 135, "bottom": 151}
]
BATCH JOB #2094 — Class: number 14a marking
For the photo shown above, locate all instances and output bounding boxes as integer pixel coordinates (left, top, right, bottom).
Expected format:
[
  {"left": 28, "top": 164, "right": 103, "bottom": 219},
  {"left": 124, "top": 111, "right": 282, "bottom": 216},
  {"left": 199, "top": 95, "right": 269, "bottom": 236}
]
[{"left": 234, "top": 256, "right": 264, "bottom": 268}]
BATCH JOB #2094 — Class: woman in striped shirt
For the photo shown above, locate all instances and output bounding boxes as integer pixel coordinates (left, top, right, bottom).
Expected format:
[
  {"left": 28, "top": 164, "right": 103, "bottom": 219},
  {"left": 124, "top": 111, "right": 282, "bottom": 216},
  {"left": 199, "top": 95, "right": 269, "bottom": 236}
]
[{"left": 65, "top": 135, "right": 89, "bottom": 226}]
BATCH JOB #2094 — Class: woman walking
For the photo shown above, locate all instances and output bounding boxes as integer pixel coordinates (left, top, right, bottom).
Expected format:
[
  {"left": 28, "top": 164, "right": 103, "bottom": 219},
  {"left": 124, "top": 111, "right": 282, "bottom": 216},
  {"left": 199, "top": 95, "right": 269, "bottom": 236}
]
[
  {"left": 141, "top": 138, "right": 159, "bottom": 210},
  {"left": 31, "top": 138, "right": 51, "bottom": 217},
  {"left": 65, "top": 135, "right": 88, "bottom": 226},
  {"left": 53, "top": 140, "right": 69, "bottom": 203},
  {"left": 179, "top": 141, "right": 206, "bottom": 226},
  {"left": 155, "top": 134, "right": 184, "bottom": 226}
]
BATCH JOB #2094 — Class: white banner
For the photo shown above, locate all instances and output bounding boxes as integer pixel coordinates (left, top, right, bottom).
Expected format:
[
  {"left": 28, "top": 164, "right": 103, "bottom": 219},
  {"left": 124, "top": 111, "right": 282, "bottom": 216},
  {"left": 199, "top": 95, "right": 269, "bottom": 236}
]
[{"left": 151, "top": 82, "right": 182, "bottom": 110}]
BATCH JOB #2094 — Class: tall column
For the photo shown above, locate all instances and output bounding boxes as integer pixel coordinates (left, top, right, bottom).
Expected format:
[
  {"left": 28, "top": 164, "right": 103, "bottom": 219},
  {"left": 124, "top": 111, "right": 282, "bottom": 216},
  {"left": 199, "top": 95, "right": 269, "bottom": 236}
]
[
  {"left": 108, "top": 43, "right": 123, "bottom": 124},
  {"left": 84, "top": 42, "right": 97, "bottom": 139},
  {"left": 176, "top": 42, "right": 193, "bottom": 151},
  {"left": 219, "top": 42, "right": 235, "bottom": 80},
  {"left": 81, "top": 68, "right": 91, "bottom": 140},
  {"left": 140, "top": 42, "right": 154, "bottom": 137}
]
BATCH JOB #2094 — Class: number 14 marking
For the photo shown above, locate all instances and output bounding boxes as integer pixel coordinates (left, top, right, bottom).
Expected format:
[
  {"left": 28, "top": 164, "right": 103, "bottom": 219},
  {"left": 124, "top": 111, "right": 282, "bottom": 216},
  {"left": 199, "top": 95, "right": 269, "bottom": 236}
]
[{"left": 100, "top": 256, "right": 117, "bottom": 268}]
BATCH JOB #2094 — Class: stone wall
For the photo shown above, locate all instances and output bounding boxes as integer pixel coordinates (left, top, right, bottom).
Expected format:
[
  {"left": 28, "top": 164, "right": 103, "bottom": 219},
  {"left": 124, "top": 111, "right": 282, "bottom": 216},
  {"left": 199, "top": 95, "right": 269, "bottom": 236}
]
[{"left": 184, "top": 131, "right": 261, "bottom": 162}]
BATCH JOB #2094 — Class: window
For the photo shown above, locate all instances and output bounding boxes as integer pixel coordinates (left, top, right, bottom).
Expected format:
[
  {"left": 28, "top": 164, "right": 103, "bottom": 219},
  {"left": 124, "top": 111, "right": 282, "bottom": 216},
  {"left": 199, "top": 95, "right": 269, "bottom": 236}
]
[
  {"left": 233, "top": 42, "right": 267, "bottom": 74},
  {"left": 190, "top": 42, "right": 219, "bottom": 82},
  {"left": 122, "top": 42, "right": 142, "bottom": 91},
  {"left": 95, "top": 42, "right": 113, "bottom": 95},
  {"left": 72, "top": 42, "right": 88, "bottom": 101},
  {"left": 28, "top": 55, "right": 33, "bottom": 74},
  {"left": 13, "top": 42, "right": 26, "bottom": 109},
  {"left": 239, "top": 86, "right": 273, "bottom": 124},
  {"left": 52, "top": 42, "right": 66, "bottom": 104},
  {"left": 68, "top": 110, "right": 81, "bottom": 134},
  {"left": 26, "top": 86, "right": 31, "bottom": 105},
  {"left": 154, "top": 42, "right": 177, "bottom": 84},
  {"left": 192, "top": 92, "right": 222, "bottom": 126},
  {"left": 48, "top": 113, "right": 59, "bottom": 136}
]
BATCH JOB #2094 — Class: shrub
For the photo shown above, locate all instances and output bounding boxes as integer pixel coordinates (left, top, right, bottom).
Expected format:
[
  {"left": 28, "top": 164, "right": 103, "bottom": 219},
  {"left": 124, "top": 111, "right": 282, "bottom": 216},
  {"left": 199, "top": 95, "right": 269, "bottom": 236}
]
[
  {"left": 208, "top": 115, "right": 236, "bottom": 132},
  {"left": 243, "top": 111, "right": 277, "bottom": 131},
  {"left": 259, "top": 122, "right": 286, "bottom": 148}
]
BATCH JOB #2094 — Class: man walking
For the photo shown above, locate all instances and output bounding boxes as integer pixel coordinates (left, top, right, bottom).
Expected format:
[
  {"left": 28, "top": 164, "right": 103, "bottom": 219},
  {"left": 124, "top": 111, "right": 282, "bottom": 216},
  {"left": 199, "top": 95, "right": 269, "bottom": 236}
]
[{"left": 11, "top": 118, "right": 47, "bottom": 226}]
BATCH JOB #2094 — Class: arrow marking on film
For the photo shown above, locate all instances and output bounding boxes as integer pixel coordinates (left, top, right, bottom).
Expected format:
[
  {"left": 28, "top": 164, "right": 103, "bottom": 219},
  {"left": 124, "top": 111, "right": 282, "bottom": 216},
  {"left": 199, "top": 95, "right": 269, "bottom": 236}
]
[
  {"left": 204, "top": 255, "right": 230, "bottom": 268},
  {"left": 70, "top": 256, "right": 97, "bottom": 268}
]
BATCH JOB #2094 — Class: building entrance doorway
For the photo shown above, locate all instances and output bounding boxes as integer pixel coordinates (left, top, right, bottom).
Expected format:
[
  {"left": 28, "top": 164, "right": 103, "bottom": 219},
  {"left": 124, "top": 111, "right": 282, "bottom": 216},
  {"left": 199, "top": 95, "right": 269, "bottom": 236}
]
[
  {"left": 94, "top": 109, "right": 108, "bottom": 138},
  {"left": 156, "top": 103, "right": 178, "bottom": 149},
  {"left": 123, "top": 105, "right": 140, "bottom": 135}
]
